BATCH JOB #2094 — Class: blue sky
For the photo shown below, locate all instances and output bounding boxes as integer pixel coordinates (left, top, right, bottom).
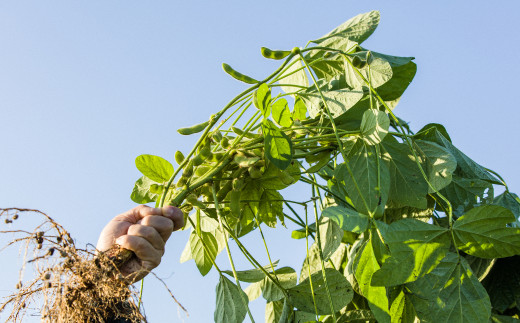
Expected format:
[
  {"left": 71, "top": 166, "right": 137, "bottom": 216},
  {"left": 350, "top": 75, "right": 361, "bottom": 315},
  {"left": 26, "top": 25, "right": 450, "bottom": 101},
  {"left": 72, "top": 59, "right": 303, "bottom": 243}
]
[{"left": 1, "top": 1, "right": 519, "bottom": 322}]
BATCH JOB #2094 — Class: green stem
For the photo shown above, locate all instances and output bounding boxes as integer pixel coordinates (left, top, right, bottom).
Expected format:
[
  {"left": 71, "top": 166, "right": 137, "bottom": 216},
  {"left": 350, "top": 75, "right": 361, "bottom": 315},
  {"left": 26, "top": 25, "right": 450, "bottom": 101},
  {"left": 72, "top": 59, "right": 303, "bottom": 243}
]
[
  {"left": 311, "top": 185, "right": 337, "bottom": 321},
  {"left": 212, "top": 186, "right": 255, "bottom": 323},
  {"left": 299, "top": 53, "right": 373, "bottom": 217},
  {"left": 304, "top": 205, "right": 320, "bottom": 320}
]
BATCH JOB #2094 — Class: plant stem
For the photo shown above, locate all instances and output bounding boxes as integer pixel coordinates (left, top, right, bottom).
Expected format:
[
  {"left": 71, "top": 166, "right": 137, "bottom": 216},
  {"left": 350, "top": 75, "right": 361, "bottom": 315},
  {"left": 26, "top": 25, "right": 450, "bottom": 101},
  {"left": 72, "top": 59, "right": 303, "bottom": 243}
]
[{"left": 212, "top": 186, "right": 255, "bottom": 323}]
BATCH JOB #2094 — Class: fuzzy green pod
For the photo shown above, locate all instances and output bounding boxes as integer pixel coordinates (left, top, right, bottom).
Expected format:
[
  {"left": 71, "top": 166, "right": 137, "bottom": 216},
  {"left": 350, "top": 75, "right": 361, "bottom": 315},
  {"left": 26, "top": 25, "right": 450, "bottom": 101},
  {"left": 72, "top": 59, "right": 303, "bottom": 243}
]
[
  {"left": 200, "top": 145, "right": 212, "bottom": 159},
  {"left": 212, "top": 131, "right": 223, "bottom": 142},
  {"left": 221, "top": 137, "right": 230, "bottom": 149},
  {"left": 291, "top": 47, "right": 301, "bottom": 55},
  {"left": 352, "top": 56, "right": 367, "bottom": 69},
  {"left": 195, "top": 166, "right": 211, "bottom": 177},
  {"left": 248, "top": 166, "right": 262, "bottom": 179},
  {"left": 232, "top": 126, "right": 258, "bottom": 139},
  {"left": 261, "top": 47, "right": 291, "bottom": 60},
  {"left": 174, "top": 151, "right": 185, "bottom": 165},
  {"left": 182, "top": 160, "right": 194, "bottom": 177},
  {"left": 177, "top": 121, "right": 210, "bottom": 135},
  {"left": 222, "top": 63, "right": 258, "bottom": 84}
]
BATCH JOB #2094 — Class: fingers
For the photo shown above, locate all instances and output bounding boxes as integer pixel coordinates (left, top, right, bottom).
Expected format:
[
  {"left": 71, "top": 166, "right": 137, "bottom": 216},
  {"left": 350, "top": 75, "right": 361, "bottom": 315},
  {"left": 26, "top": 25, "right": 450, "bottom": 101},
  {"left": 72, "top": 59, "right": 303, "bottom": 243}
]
[
  {"left": 127, "top": 223, "right": 165, "bottom": 250},
  {"left": 116, "top": 235, "right": 163, "bottom": 269}
]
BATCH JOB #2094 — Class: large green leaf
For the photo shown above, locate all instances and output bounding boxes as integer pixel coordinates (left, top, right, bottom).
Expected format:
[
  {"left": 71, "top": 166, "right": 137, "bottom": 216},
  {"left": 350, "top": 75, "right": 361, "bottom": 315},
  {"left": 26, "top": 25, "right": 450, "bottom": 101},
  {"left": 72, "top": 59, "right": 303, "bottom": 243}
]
[
  {"left": 381, "top": 136, "right": 428, "bottom": 209},
  {"left": 371, "top": 218, "right": 451, "bottom": 286},
  {"left": 265, "top": 300, "right": 284, "bottom": 323},
  {"left": 414, "top": 140, "right": 457, "bottom": 193},
  {"left": 494, "top": 191, "right": 520, "bottom": 227},
  {"left": 279, "top": 59, "right": 309, "bottom": 96},
  {"left": 322, "top": 205, "right": 369, "bottom": 233},
  {"left": 482, "top": 256, "right": 520, "bottom": 313},
  {"left": 222, "top": 260, "right": 279, "bottom": 283},
  {"left": 345, "top": 55, "right": 393, "bottom": 89},
  {"left": 389, "top": 289, "right": 416, "bottom": 323},
  {"left": 246, "top": 267, "right": 298, "bottom": 303},
  {"left": 254, "top": 83, "right": 272, "bottom": 118},
  {"left": 189, "top": 230, "right": 218, "bottom": 276},
  {"left": 440, "top": 175, "right": 493, "bottom": 216},
  {"left": 262, "top": 119, "right": 293, "bottom": 170},
  {"left": 335, "top": 139, "right": 390, "bottom": 216},
  {"left": 311, "top": 10, "right": 380, "bottom": 45},
  {"left": 271, "top": 98, "right": 293, "bottom": 128},
  {"left": 360, "top": 109, "right": 390, "bottom": 145},
  {"left": 301, "top": 88, "right": 364, "bottom": 119},
  {"left": 414, "top": 127, "right": 500, "bottom": 184},
  {"left": 130, "top": 175, "right": 159, "bottom": 204},
  {"left": 369, "top": 52, "right": 416, "bottom": 103},
  {"left": 214, "top": 275, "right": 248, "bottom": 323},
  {"left": 407, "top": 252, "right": 491, "bottom": 323},
  {"left": 354, "top": 239, "right": 390, "bottom": 323},
  {"left": 317, "top": 217, "right": 343, "bottom": 261},
  {"left": 135, "top": 154, "right": 174, "bottom": 183},
  {"left": 292, "top": 97, "right": 307, "bottom": 120},
  {"left": 287, "top": 268, "right": 353, "bottom": 314},
  {"left": 453, "top": 205, "right": 520, "bottom": 258}
]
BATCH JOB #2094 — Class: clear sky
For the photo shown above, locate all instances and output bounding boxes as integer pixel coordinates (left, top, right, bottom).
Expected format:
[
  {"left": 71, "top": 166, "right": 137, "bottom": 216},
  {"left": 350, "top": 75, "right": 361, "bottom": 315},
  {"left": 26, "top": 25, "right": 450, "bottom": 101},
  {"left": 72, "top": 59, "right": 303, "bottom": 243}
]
[{"left": 1, "top": 1, "right": 519, "bottom": 322}]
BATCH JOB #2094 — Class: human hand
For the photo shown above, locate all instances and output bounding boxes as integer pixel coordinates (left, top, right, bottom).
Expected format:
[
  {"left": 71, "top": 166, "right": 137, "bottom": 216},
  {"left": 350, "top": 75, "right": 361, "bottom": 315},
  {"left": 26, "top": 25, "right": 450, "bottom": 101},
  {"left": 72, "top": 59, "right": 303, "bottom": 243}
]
[{"left": 96, "top": 205, "right": 184, "bottom": 283}]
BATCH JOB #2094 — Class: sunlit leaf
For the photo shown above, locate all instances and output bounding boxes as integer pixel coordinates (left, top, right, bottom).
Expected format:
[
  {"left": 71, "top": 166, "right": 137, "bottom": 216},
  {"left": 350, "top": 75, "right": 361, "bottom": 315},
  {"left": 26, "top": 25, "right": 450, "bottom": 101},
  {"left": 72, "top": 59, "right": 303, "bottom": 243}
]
[
  {"left": 453, "top": 205, "right": 520, "bottom": 258},
  {"left": 214, "top": 275, "right": 248, "bottom": 323},
  {"left": 262, "top": 119, "right": 293, "bottom": 170},
  {"left": 135, "top": 154, "right": 174, "bottom": 183}
]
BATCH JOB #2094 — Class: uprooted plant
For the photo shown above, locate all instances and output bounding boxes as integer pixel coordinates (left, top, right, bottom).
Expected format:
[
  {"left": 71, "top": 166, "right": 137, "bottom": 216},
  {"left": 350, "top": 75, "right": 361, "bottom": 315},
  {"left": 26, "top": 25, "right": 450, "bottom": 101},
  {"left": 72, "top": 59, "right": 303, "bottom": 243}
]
[{"left": 3, "top": 10, "right": 520, "bottom": 323}]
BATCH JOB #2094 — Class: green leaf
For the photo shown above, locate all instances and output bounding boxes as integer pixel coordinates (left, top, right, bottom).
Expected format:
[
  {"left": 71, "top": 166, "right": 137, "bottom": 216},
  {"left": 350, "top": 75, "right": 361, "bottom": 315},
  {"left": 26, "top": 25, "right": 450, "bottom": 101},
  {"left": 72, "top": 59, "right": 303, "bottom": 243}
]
[
  {"left": 414, "top": 127, "right": 500, "bottom": 184},
  {"left": 415, "top": 140, "right": 457, "bottom": 193},
  {"left": 369, "top": 52, "right": 416, "bottom": 104},
  {"left": 407, "top": 252, "right": 491, "bottom": 323},
  {"left": 261, "top": 267, "right": 298, "bottom": 302},
  {"left": 300, "top": 242, "right": 346, "bottom": 282},
  {"left": 301, "top": 88, "right": 364, "bottom": 119},
  {"left": 259, "top": 189, "right": 284, "bottom": 228},
  {"left": 494, "top": 191, "right": 520, "bottom": 227},
  {"left": 135, "top": 154, "right": 174, "bottom": 183},
  {"left": 254, "top": 83, "right": 272, "bottom": 118},
  {"left": 189, "top": 230, "right": 218, "bottom": 276},
  {"left": 482, "top": 256, "right": 520, "bottom": 313},
  {"left": 337, "top": 309, "right": 376, "bottom": 322},
  {"left": 490, "top": 314, "right": 520, "bottom": 323},
  {"left": 259, "top": 160, "right": 301, "bottom": 190},
  {"left": 318, "top": 217, "right": 343, "bottom": 261},
  {"left": 222, "top": 260, "right": 279, "bottom": 283},
  {"left": 265, "top": 300, "right": 285, "bottom": 323},
  {"left": 130, "top": 175, "right": 159, "bottom": 204},
  {"left": 464, "top": 254, "right": 496, "bottom": 281},
  {"left": 335, "top": 139, "right": 390, "bottom": 216},
  {"left": 271, "top": 98, "right": 293, "bottom": 128},
  {"left": 371, "top": 219, "right": 451, "bottom": 286},
  {"left": 381, "top": 136, "right": 428, "bottom": 208},
  {"left": 293, "top": 97, "right": 307, "bottom": 120},
  {"left": 345, "top": 55, "right": 393, "bottom": 89},
  {"left": 389, "top": 289, "right": 417, "bottom": 323},
  {"left": 214, "top": 275, "right": 248, "bottom": 323},
  {"left": 262, "top": 119, "right": 293, "bottom": 170},
  {"left": 360, "top": 109, "right": 390, "bottom": 145},
  {"left": 440, "top": 175, "right": 493, "bottom": 216},
  {"left": 322, "top": 205, "right": 369, "bottom": 233},
  {"left": 279, "top": 59, "right": 309, "bottom": 96},
  {"left": 287, "top": 268, "right": 353, "bottom": 315},
  {"left": 453, "top": 205, "right": 520, "bottom": 258},
  {"left": 312, "top": 10, "right": 380, "bottom": 45},
  {"left": 354, "top": 239, "right": 390, "bottom": 323}
]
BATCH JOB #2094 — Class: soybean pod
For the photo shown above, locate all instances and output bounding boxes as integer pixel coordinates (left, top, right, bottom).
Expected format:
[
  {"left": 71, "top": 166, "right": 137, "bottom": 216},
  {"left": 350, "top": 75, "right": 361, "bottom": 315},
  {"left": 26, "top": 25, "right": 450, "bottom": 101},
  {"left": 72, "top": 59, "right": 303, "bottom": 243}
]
[
  {"left": 222, "top": 63, "right": 258, "bottom": 84},
  {"left": 260, "top": 47, "right": 291, "bottom": 60},
  {"left": 177, "top": 121, "right": 210, "bottom": 135}
]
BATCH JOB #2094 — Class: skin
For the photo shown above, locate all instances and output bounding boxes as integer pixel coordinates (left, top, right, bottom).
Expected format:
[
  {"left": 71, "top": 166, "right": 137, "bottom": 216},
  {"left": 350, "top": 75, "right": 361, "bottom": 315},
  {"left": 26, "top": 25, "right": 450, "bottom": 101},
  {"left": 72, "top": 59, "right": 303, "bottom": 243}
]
[{"left": 96, "top": 205, "right": 184, "bottom": 283}]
